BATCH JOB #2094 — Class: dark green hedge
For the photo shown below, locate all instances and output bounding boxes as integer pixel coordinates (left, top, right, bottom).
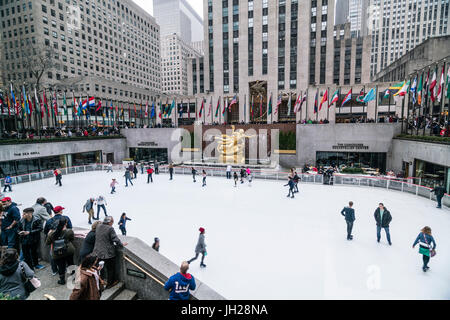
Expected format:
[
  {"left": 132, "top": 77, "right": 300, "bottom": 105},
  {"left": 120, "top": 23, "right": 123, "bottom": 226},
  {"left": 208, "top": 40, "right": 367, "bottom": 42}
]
[
  {"left": 341, "top": 167, "right": 365, "bottom": 174},
  {"left": 395, "top": 134, "right": 450, "bottom": 144},
  {"left": 279, "top": 131, "right": 296, "bottom": 150},
  {"left": 0, "top": 135, "right": 125, "bottom": 145}
]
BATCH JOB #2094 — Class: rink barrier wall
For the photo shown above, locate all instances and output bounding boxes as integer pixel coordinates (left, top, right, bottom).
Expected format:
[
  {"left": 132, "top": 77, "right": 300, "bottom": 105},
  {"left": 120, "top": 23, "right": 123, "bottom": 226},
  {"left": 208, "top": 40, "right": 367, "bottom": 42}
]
[
  {"left": 37, "top": 227, "right": 225, "bottom": 300},
  {"left": 1, "top": 163, "right": 448, "bottom": 208}
]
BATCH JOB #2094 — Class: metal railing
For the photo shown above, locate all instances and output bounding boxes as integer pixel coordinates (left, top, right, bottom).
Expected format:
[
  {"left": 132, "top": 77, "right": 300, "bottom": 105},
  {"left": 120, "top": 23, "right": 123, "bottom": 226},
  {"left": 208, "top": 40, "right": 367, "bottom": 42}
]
[{"left": 1, "top": 163, "right": 448, "bottom": 208}]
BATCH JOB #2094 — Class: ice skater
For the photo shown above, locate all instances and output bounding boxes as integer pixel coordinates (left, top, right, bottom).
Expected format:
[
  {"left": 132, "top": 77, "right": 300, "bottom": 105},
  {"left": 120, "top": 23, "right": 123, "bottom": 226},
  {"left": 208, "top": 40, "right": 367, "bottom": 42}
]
[
  {"left": 246, "top": 168, "right": 253, "bottom": 186},
  {"left": 147, "top": 166, "right": 154, "bottom": 183},
  {"left": 233, "top": 172, "right": 239, "bottom": 187},
  {"left": 154, "top": 161, "right": 159, "bottom": 175},
  {"left": 431, "top": 183, "right": 446, "bottom": 209},
  {"left": 110, "top": 179, "right": 118, "bottom": 194},
  {"left": 341, "top": 201, "right": 355, "bottom": 240},
  {"left": 95, "top": 195, "right": 107, "bottom": 219},
  {"left": 82, "top": 198, "right": 95, "bottom": 225},
  {"left": 374, "top": 203, "right": 392, "bottom": 245},
  {"left": 169, "top": 163, "right": 174, "bottom": 180},
  {"left": 3, "top": 175, "right": 12, "bottom": 192},
  {"left": 240, "top": 168, "right": 246, "bottom": 184},
  {"left": 226, "top": 165, "right": 232, "bottom": 179},
  {"left": 124, "top": 169, "right": 133, "bottom": 187},
  {"left": 54, "top": 168, "right": 62, "bottom": 186},
  {"left": 187, "top": 227, "right": 207, "bottom": 268},
  {"left": 133, "top": 164, "right": 138, "bottom": 179},
  {"left": 412, "top": 226, "right": 437, "bottom": 272},
  {"left": 285, "top": 177, "right": 295, "bottom": 198},
  {"left": 192, "top": 167, "right": 197, "bottom": 183},
  {"left": 118, "top": 212, "right": 132, "bottom": 236},
  {"left": 293, "top": 171, "right": 300, "bottom": 193},
  {"left": 202, "top": 170, "right": 207, "bottom": 187},
  {"left": 106, "top": 161, "right": 113, "bottom": 173}
]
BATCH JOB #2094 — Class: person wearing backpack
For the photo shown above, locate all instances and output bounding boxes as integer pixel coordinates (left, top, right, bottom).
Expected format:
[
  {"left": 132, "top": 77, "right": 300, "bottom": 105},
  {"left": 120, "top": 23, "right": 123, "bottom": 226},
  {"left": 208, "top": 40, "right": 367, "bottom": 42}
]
[
  {"left": 3, "top": 175, "right": 12, "bottom": 192},
  {"left": 0, "top": 248, "right": 35, "bottom": 300},
  {"left": 412, "top": 226, "right": 437, "bottom": 272},
  {"left": 46, "top": 217, "right": 75, "bottom": 285}
]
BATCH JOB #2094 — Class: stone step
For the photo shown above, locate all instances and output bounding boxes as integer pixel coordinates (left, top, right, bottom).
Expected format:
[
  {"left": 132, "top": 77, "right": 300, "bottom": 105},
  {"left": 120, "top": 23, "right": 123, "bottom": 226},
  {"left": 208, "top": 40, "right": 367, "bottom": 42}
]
[
  {"left": 114, "top": 289, "right": 138, "bottom": 300},
  {"left": 100, "top": 282, "right": 125, "bottom": 300}
]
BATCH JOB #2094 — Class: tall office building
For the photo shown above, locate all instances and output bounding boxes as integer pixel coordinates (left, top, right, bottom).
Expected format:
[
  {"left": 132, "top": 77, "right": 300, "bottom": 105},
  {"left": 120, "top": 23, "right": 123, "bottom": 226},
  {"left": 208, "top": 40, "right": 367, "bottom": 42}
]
[
  {"left": 0, "top": 0, "right": 161, "bottom": 104},
  {"left": 368, "top": 0, "right": 449, "bottom": 77},
  {"left": 335, "top": 0, "right": 349, "bottom": 25}
]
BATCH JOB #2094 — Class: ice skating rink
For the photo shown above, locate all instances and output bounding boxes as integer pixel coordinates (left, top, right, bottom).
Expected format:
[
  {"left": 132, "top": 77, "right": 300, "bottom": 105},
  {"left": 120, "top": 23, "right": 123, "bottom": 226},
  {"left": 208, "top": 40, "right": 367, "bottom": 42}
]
[{"left": 12, "top": 171, "right": 450, "bottom": 299}]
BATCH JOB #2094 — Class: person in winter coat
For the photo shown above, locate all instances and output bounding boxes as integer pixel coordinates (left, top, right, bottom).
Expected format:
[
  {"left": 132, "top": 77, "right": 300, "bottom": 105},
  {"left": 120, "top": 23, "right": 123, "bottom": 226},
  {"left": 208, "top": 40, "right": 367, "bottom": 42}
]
[
  {"left": 92, "top": 216, "right": 127, "bottom": 288},
  {"left": 374, "top": 203, "right": 392, "bottom": 245},
  {"left": 192, "top": 167, "right": 197, "bottom": 183},
  {"left": 0, "top": 248, "right": 35, "bottom": 300},
  {"left": 147, "top": 167, "right": 154, "bottom": 183},
  {"left": 202, "top": 170, "right": 207, "bottom": 187},
  {"left": 118, "top": 213, "right": 132, "bottom": 236},
  {"left": 240, "top": 168, "right": 246, "bottom": 184},
  {"left": 31, "top": 197, "right": 52, "bottom": 223},
  {"left": 3, "top": 175, "right": 12, "bottom": 192},
  {"left": 140, "top": 163, "right": 144, "bottom": 174},
  {"left": 53, "top": 168, "right": 62, "bottom": 187},
  {"left": 106, "top": 161, "right": 113, "bottom": 173},
  {"left": 95, "top": 196, "right": 107, "bottom": 219},
  {"left": 79, "top": 221, "right": 101, "bottom": 264},
  {"left": 226, "top": 165, "right": 232, "bottom": 179},
  {"left": 110, "top": 179, "right": 118, "bottom": 194},
  {"left": 169, "top": 163, "right": 174, "bottom": 180},
  {"left": 164, "top": 261, "right": 196, "bottom": 300},
  {"left": 187, "top": 227, "right": 207, "bottom": 268},
  {"left": 431, "top": 184, "right": 446, "bottom": 209},
  {"left": 70, "top": 255, "right": 105, "bottom": 300},
  {"left": 45, "top": 217, "right": 75, "bottom": 285},
  {"left": 43, "top": 201, "right": 55, "bottom": 216},
  {"left": 1, "top": 197, "right": 21, "bottom": 249},
  {"left": 233, "top": 172, "right": 239, "bottom": 187},
  {"left": 293, "top": 172, "right": 300, "bottom": 193},
  {"left": 124, "top": 169, "right": 133, "bottom": 187},
  {"left": 154, "top": 161, "right": 159, "bottom": 175},
  {"left": 152, "top": 237, "right": 160, "bottom": 252},
  {"left": 412, "top": 226, "right": 437, "bottom": 272},
  {"left": 83, "top": 198, "right": 95, "bottom": 225},
  {"left": 341, "top": 201, "right": 355, "bottom": 240},
  {"left": 285, "top": 177, "right": 295, "bottom": 198},
  {"left": 133, "top": 165, "right": 138, "bottom": 179},
  {"left": 18, "top": 208, "right": 43, "bottom": 270}
]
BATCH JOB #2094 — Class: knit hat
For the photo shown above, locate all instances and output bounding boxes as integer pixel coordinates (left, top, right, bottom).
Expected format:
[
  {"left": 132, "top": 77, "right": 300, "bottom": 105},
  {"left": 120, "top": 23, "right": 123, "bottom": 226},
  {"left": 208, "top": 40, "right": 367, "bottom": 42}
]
[{"left": 199, "top": 227, "right": 205, "bottom": 233}]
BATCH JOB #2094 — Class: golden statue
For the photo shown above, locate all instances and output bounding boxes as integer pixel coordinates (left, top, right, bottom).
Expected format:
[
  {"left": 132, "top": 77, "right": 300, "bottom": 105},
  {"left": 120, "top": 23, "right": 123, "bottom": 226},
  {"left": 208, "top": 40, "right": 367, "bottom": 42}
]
[{"left": 214, "top": 125, "right": 255, "bottom": 164}]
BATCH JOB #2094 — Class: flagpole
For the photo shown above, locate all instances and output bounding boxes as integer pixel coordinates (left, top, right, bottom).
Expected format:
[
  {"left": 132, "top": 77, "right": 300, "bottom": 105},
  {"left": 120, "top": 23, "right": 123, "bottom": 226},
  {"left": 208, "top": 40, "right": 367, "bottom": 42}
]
[
  {"left": 406, "top": 76, "right": 412, "bottom": 135},
  {"left": 439, "top": 60, "right": 446, "bottom": 128},
  {"left": 315, "top": 88, "right": 318, "bottom": 123},
  {"left": 375, "top": 85, "right": 379, "bottom": 123},
  {"left": 327, "top": 86, "right": 330, "bottom": 122},
  {"left": 305, "top": 88, "right": 309, "bottom": 122},
  {"left": 362, "top": 85, "right": 366, "bottom": 122},
  {"left": 401, "top": 88, "right": 406, "bottom": 134}
]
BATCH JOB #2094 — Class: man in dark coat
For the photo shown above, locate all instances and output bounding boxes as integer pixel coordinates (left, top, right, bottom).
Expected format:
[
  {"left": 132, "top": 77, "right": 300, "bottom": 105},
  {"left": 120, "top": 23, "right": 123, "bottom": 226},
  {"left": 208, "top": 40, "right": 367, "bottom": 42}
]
[
  {"left": 374, "top": 203, "right": 392, "bottom": 245},
  {"left": 0, "top": 197, "right": 21, "bottom": 249},
  {"left": 431, "top": 184, "right": 446, "bottom": 209},
  {"left": 92, "top": 216, "right": 127, "bottom": 288},
  {"left": 18, "top": 208, "right": 43, "bottom": 270},
  {"left": 341, "top": 201, "right": 355, "bottom": 240}
]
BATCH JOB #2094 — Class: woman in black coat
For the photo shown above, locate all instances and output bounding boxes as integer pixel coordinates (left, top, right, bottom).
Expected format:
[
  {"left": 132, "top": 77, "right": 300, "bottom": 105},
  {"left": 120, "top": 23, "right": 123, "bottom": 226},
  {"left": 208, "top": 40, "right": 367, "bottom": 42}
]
[{"left": 78, "top": 221, "right": 101, "bottom": 264}]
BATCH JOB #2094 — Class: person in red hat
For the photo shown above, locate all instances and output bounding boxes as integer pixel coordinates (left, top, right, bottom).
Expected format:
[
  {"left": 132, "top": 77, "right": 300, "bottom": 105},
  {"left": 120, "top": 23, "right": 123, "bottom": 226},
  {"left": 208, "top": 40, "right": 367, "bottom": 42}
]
[
  {"left": 0, "top": 197, "right": 21, "bottom": 249},
  {"left": 187, "top": 227, "right": 207, "bottom": 268}
]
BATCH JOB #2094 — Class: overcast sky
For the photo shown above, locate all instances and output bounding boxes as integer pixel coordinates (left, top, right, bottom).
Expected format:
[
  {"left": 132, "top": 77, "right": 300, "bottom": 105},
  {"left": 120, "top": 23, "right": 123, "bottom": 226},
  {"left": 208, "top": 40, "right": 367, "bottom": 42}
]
[{"left": 132, "top": 0, "right": 203, "bottom": 18}]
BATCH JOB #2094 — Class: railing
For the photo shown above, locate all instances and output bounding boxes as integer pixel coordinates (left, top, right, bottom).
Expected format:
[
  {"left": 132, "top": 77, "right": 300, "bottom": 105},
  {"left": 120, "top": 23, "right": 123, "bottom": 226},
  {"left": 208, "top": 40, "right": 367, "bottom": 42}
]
[{"left": 1, "top": 163, "right": 448, "bottom": 208}]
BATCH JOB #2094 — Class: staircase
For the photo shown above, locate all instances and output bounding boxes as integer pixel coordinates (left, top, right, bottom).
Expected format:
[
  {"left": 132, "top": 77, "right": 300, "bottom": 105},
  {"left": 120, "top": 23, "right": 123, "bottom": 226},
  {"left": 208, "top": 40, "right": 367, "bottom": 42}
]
[{"left": 100, "top": 282, "right": 138, "bottom": 300}]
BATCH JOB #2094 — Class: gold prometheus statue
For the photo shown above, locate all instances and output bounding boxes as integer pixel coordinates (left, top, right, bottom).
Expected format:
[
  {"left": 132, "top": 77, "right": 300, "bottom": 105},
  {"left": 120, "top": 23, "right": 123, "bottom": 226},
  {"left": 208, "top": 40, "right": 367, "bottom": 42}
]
[{"left": 214, "top": 126, "right": 255, "bottom": 164}]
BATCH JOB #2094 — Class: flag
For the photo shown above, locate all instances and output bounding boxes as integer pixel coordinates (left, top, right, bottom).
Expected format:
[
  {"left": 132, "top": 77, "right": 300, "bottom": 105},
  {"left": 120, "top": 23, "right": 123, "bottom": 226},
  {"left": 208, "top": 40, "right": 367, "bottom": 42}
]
[
  {"left": 158, "top": 101, "right": 162, "bottom": 119},
  {"left": 313, "top": 90, "right": 318, "bottom": 114},
  {"left": 417, "top": 75, "right": 423, "bottom": 106},
  {"left": 0, "top": 92, "right": 4, "bottom": 114},
  {"left": 429, "top": 69, "right": 437, "bottom": 102},
  {"left": 5, "top": 93, "right": 11, "bottom": 116},
  {"left": 268, "top": 94, "right": 273, "bottom": 115},
  {"left": 207, "top": 97, "right": 212, "bottom": 117},
  {"left": 10, "top": 84, "right": 16, "bottom": 109},
  {"left": 287, "top": 94, "right": 292, "bottom": 116},
  {"left": 151, "top": 101, "right": 156, "bottom": 119},
  {"left": 229, "top": 95, "right": 237, "bottom": 111},
  {"left": 145, "top": 101, "right": 149, "bottom": 117},
  {"left": 293, "top": 94, "right": 301, "bottom": 113},
  {"left": 394, "top": 80, "right": 410, "bottom": 97},
  {"left": 179, "top": 101, "right": 184, "bottom": 118},
  {"left": 275, "top": 95, "right": 282, "bottom": 115},
  {"left": 42, "top": 90, "right": 49, "bottom": 115},
  {"left": 215, "top": 97, "right": 220, "bottom": 118},
  {"left": 363, "top": 88, "right": 376, "bottom": 103},
  {"left": 133, "top": 103, "right": 137, "bottom": 118},
  {"left": 331, "top": 90, "right": 339, "bottom": 105},
  {"left": 259, "top": 95, "right": 263, "bottom": 117},
  {"left": 356, "top": 88, "right": 365, "bottom": 103},
  {"left": 88, "top": 97, "right": 95, "bottom": 107},
  {"left": 63, "top": 92, "right": 68, "bottom": 115},
  {"left": 437, "top": 65, "right": 445, "bottom": 102},
  {"left": 319, "top": 90, "right": 328, "bottom": 111},
  {"left": 250, "top": 96, "right": 254, "bottom": 119},
  {"left": 168, "top": 99, "right": 176, "bottom": 117},
  {"left": 295, "top": 92, "right": 307, "bottom": 113},
  {"left": 222, "top": 98, "right": 227, "bottom": 115},
  {"left": 388, "top": 82, "right": 404, "bottom": 96},
  {"left": 96, "top": 99, "right": 102, "bottom": 113},
  {"left": 22, "top": 86, "right": 30, "bottom": 115},
  {"left": 198, "top": 99, "right": 204, "bottom": 117},
  {"left": 35, "top": 87, "right": 43, "bottom": 118},
  {"left": 411, "top": 77, "right": 417, "bottom": 104},
  {"left": 341, "top": 89, "right": 352, "bottom": 107},
  {"left": 383, "top": 89, "right": 390, "bottom": 99},
  {"left": 447, "top": 66, "right": 450, "bottom": 99}
]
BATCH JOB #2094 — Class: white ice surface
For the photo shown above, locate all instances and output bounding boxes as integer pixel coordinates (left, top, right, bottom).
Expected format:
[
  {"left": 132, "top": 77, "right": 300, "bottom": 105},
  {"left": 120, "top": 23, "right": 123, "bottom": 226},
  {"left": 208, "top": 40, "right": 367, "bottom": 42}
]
[{"left": 10, "top": 171, "right": 450, "bottom": 299}]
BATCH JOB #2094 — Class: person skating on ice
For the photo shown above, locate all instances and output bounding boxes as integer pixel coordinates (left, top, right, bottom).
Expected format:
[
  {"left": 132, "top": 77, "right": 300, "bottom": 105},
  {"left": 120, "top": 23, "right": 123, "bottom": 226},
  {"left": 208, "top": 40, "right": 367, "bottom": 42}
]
[
  {"left": 285, "top": 177, "right": 295, "bottom": 198},
  {"left": 53, "top": 168, "right": 62, "bottom": 186},
  {"left": 95, "top": 195, "right": 107, "bottom": 219},
  {"left": 82, "top": 198, "right": 95, "bottom": 225},
  {"left": 118, "top": 212, "right": 132, "bottom": 236},
  {"left": 187, "top": 227, "right": 207, "bottom": 268},
  {"left": 169, "top": 163, "right": 174, "bottom": 180},
  {"left": 106, "top": 161, "right": 113, "bottom": 173},
  {"left": 233, "top": 172, "right": 239, "bottom": 187},
  {"left": 3, "top": 175, "right": 12, "bottom": 192},
  {"left": 110, "top": 179, "right": 118, "bottom": 194},
  {"left": 431, "top": 183, "right": 446, "bottom": 209},
  {"left": 191, "top": 167, "right": 197, "bottom": 183},
  {"left": 374, "top": 203, "right": 392, "bottom": 245},
  {"left": 147, "top": 166, "right": 154, "bottom": 183},
  {"left": 124, "top": 169, "right": 133, "bottom": 187},
  {"left": 293, "top": 171, "right": 300, "bottom": 193},
  {"left": 341, "top": 201, "right": 355, "bottom": 240},
  {"left": 154, "top": 161, "right": 159, "bottom": 175},
  {"left": 240, "top": 168, "right": 246, "bottom": 184},
  {"left": 412, "top": 226, "right": 437, "bottom": 272},
  {"left": 133, "top": 164, "right": 138, "bottom": 179},
  {"left": 202, "top": 170, "right": 207, "bottom": 187},
  {"left": 226, "top": 165, "right": 232, "bottom": 179},
  {"left": 246, "top": 168, "right": 253, "bottom": 186}
]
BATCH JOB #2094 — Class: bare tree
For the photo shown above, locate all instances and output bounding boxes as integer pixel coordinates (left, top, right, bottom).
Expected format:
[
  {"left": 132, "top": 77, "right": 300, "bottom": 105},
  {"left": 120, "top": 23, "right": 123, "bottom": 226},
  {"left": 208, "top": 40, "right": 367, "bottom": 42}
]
[{"left": 21, "top": 43, "right": 55, "bottom": 92}]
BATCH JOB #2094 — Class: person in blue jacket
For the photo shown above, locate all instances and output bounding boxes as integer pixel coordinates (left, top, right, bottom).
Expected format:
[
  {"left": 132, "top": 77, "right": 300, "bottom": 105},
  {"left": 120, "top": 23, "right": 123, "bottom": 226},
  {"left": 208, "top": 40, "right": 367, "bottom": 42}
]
[
  {"left": 412, "top": 226, "right": 437, "bottom": 272},
  {"left": 164, "top": 261, "right": 196, "bottom": 300},
  {"left": 118, "top": 212, "right": 132, "bottom": 236},
  {"left": 0, "top": 197, "right": 21, "bottom": 249},
  {"left": 3, "top": 176, "right": 12, "bottom": 192},
  {"left": 341, "top": 201, "right": 356, "bottom": 240}
]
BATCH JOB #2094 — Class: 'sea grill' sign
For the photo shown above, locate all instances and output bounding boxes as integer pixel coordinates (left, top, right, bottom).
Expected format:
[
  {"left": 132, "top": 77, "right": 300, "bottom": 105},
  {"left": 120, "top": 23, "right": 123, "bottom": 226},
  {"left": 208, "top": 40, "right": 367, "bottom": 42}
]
[{"left": 332, "top": 143, "right": 369, "bottom": 150}]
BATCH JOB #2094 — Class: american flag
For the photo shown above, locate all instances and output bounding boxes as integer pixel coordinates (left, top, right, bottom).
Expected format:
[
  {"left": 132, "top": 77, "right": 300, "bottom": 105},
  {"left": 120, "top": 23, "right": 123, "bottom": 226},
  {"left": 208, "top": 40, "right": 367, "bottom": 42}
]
[{"left": 229, "top": 95, "right": 237, "bottom": 111}]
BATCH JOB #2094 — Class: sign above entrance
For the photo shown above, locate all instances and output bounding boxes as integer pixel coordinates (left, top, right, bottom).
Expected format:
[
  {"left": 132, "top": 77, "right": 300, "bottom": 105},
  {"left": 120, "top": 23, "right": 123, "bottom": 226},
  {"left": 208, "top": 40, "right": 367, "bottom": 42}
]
[
  {"left": 332, "top": 144, "right": 369, "bottom": 150},
  {"left": 137, "top": 142, "right": 159, "bottom": 147}
]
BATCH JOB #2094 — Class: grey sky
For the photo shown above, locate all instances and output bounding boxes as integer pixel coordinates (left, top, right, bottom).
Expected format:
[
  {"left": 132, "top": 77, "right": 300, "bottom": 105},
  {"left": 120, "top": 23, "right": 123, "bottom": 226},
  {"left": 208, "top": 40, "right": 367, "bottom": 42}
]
[{"left": 132, "top": 0, "right": 203, "bottom": 18}]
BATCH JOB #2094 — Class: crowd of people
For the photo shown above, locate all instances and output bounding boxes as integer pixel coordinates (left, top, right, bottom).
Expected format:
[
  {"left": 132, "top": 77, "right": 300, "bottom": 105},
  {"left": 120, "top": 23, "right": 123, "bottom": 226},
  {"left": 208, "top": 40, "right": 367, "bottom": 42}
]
[{"left": 1, "top": 125, "right": 121, "bottom": 140}]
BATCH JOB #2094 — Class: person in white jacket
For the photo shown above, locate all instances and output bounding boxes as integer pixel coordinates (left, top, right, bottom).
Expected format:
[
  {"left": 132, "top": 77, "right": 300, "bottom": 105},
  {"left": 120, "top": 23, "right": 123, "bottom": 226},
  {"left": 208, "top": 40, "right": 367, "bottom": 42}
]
[{"left": 95, "top": 196, "right": 107, "bottom": 220}]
